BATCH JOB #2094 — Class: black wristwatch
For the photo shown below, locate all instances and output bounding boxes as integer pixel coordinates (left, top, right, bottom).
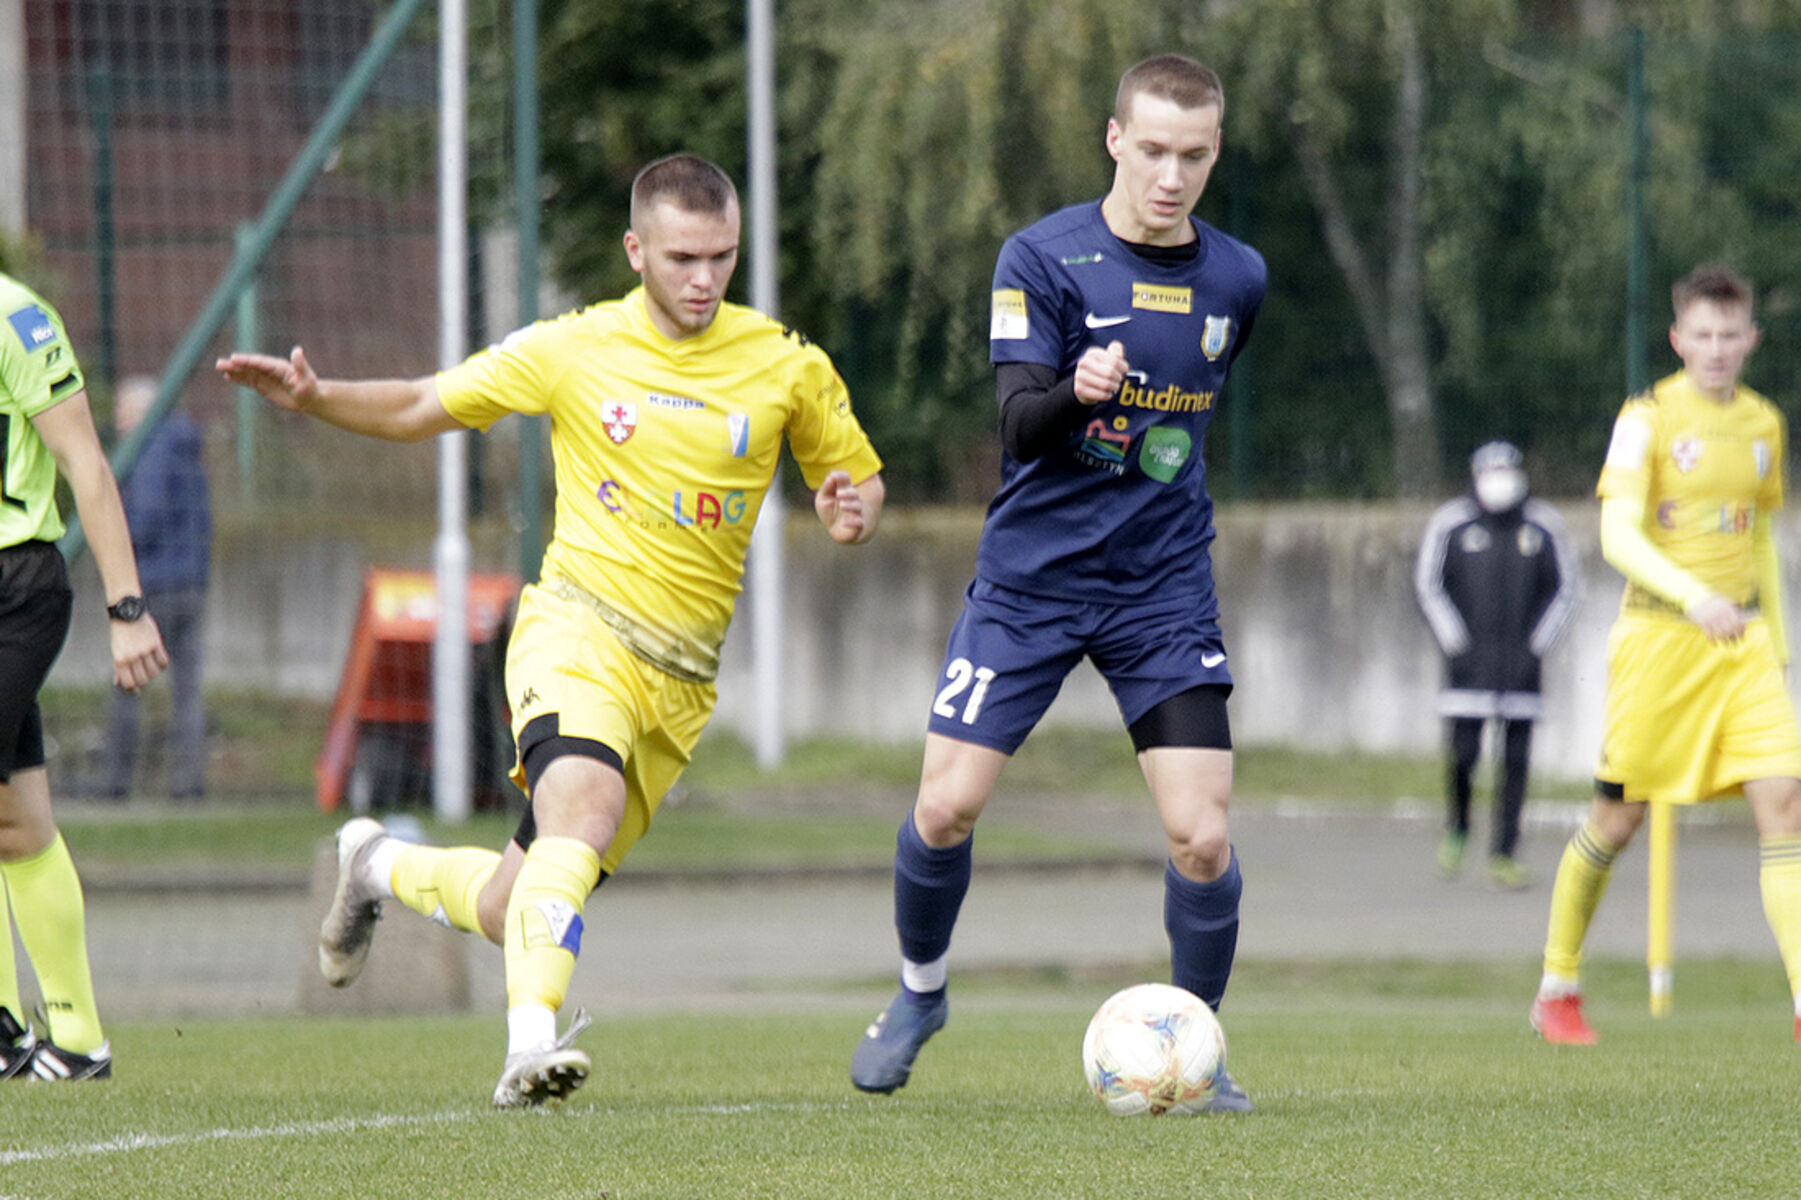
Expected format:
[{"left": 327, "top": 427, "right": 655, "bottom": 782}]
[{"left": 106, "top": 595, "right": 148, "bottom": 622}]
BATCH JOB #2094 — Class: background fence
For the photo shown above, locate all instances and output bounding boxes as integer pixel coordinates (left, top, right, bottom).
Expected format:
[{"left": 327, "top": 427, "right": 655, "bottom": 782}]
[{"left": 9, "top": 1, "right": 1801, "bottom": 802}]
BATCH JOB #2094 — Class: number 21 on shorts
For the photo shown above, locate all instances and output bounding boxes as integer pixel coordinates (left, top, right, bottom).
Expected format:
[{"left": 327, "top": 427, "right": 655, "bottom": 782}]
[{"left": 933, "top": 657, "right": 996, "bottom": 725}]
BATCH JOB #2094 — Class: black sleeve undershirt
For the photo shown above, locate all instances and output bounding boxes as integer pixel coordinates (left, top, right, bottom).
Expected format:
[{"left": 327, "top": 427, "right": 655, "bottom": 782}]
[
  {"left": 996, "top": 235, "right": 1210, "bottom": 462},
  {"left": 996, "top": 361, "right": 1088, "bottom": 462}
]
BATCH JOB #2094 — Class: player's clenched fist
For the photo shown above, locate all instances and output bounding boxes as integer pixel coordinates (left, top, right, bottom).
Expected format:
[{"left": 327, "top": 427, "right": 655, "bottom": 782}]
[
  {"left": 215, "top": 346, "right": 321, "bottom": 413},
  {"left": 1073, "top": 340, "right": 1129, "bottom": 405}
]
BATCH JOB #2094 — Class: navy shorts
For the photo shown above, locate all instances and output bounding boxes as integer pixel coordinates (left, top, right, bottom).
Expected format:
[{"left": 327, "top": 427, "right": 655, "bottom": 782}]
[
  {"left": 0, "top": 541, "right": 73, "bottom": 781},
  {"left": 926, "top": 579, "right": 1232, "bottom": 754}
]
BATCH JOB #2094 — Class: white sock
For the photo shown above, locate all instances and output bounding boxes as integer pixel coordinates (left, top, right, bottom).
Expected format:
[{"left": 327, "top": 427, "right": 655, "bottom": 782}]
[
  {"left": 364, "top": 837, "right": 403, "bottom": 899},
  {"left": 901, "top": 955, "right": 947, "bottom": 994},
  {"left": 1538, "top": 972, "right": 1579, "bottom": 999},
  {"left": 506, "top": 1004, "right": 557, "bottom": 1055}
]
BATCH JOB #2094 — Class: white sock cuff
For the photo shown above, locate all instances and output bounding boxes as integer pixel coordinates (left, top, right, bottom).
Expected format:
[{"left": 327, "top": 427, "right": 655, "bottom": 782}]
[
  {"left": 506, "top": 1004, "right": 558, "bottom": 1055},
  {"left": 1538, "top": 972, "right": 1579, "bottom": 999},
  {"left": 901, "top": 955, "right": 948, "bottom": 994},
  {"left": 365, "top": 838, "right": 403, "bottom": 899}
]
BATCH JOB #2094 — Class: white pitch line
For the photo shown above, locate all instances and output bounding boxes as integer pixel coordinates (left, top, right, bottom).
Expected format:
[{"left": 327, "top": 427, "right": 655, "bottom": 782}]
[
  {"left": 0, "top": 1108, "right": 473, "bottom": 1168},
  {"left": 0, "top": 1099, "right": 850, "bottom": 1169}
]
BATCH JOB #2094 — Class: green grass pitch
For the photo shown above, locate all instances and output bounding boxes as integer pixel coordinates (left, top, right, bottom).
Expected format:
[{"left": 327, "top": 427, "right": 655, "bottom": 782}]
[{"left": 3, "top": 959, "right": 1795, "bottom": 1199}]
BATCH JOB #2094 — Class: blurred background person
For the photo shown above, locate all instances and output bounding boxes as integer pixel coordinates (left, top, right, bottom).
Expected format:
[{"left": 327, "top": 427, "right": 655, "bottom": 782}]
[
  {"left": 1414, "top": 441, "right": 1579, "bottom": 889},
  {"left": 97, "top": 374, "right": 211, "bottom": 801}
]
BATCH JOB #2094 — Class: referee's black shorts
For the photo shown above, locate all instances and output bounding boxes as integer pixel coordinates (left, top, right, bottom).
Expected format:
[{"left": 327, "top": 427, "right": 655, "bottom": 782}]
[{"left": 0, "top": 540, "right": 73, "bottom": 782}]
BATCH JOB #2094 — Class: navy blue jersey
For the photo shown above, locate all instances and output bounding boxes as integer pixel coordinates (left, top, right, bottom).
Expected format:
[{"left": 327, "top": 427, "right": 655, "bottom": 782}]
[{"left": 978, "top": 201, "right": 1264, "bottom": 605}]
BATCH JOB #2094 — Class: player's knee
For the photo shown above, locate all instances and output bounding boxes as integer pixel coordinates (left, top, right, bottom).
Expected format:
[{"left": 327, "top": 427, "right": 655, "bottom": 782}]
[
  {"left": 1168, "top": 827, "right": 1231, "bottom": 881},
  {"left": 1748, "top": 776, "right": 1801, "bottom": 835},
  {"left": 911, "top": 793, "right": 980, "bottom": 849}
]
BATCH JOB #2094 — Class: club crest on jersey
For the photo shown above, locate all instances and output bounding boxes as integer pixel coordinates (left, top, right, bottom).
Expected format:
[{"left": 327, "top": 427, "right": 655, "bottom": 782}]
[
  {"left": 1201, "top": 315, "right": 1232, "bottom": 361},
  {"left": 1672, "top": 435, "right": 1703, "bottom": 474},
  {"left": 604, "top": 401, "right": 639, "bottom": 445},
  {"left": 1754, "top": 438, "right": 1772, "bottom": 479},
  {"left": 727, "top": 412, "right": 750, "bottom": 457}
]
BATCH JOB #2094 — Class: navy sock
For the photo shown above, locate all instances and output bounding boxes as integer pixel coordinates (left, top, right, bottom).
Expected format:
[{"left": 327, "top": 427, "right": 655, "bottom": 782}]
[
  {"left": 1164, "top": 850, "right": 1242, "bottom": 1011},
  {"left": 893, "top": 814, "right": 971, "bottom": 988}
]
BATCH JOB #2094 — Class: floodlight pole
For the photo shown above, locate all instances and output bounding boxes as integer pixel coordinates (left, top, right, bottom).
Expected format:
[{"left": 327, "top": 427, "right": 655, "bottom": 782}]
[
  {"left": 746, "top": 0, "right": 786, "bottom": 767},
  {"left": 434, "top": 0, "right": 473, "bottom": 822}
]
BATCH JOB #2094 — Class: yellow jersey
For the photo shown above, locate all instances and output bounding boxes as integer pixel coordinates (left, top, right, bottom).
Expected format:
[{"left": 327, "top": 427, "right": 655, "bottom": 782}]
[
  {"left": 436, "top": 288, "right": 882, "bottom": 672},
  {"left": 0, "top": 272, "right": 86, "bottom": 546},
  {"left": 1597, "top": 370, "right": 1785, "bottom": 611}
]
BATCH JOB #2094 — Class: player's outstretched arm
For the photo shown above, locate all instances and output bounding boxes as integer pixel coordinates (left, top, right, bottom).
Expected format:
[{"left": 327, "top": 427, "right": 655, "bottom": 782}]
[
  {"left": 814, "top": 470, "right": 884, "bottom": 545},
  {"left": 216, "top": 346, "right": 463, "bottom": 443}
]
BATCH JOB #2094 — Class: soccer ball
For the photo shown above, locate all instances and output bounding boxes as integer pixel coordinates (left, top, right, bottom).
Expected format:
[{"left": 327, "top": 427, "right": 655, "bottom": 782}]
[{"left": 1081, "top": 983, "right": 1226, "bottom": 1116}]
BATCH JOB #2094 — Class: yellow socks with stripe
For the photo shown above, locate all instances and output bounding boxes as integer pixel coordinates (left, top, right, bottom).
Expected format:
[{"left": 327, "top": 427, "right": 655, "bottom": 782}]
[
  {"left": 1541, "top": 821, "right": 1622, "bottom": 985},
  {"left": 1757, "top": 833, "right": 1801, "bottom": 1017},
  {"left": 0, "top": 835, "right": 103, "bottom": 1053},
  {"left": 390, "top": 844, "right": 501, "bottom": 936},
  {"left": 503, "top": 837, "right": 601, "bottom": 1049}
]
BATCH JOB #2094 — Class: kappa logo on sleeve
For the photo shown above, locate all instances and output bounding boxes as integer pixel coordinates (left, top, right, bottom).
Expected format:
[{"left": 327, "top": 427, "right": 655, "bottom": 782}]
[{"left": 6, "top": 304, "right": 58, "bottom": 353}]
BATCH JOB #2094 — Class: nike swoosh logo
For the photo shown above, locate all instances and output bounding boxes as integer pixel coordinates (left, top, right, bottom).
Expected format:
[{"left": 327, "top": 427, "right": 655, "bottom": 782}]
[
  {"left": 1201, "top": 651, "right": 1227, "bottom": 669},
  {"left": 1084, "top": 313, "right": 1131, "bottom": 329}
]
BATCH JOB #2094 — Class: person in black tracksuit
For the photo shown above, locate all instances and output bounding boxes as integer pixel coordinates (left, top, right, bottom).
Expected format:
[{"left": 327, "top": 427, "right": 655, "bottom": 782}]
[{"left": 1414, "top": 441, "right": 1579, "bottom": 888}]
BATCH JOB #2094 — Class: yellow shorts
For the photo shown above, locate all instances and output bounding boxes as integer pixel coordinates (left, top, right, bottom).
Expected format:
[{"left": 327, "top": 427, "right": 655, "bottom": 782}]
[
  {"left": 1596, "top": 612, "right": 1801, "bottom": 804},
  {"left": 506, "top": 583, "right": 717, "bottom": 874}
]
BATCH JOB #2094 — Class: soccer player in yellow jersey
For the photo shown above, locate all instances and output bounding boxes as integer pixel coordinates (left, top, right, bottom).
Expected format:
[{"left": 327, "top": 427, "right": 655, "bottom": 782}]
[
  {"left": 1530, "top": 265, "right": 1801, "bottom": 1045},
  {"left": 218, "top": 154, "right": 885, "bottom": 1106}
]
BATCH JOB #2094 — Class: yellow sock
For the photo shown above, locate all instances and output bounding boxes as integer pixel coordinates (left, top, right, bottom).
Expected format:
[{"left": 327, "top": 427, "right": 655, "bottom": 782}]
[
  {"left": 1542, "top": 821, "right": 1621, "bottom": 981},
  {"left": 0, "top": 835, "right": 103, "bottom": 1053},
  {"left": 390, "top": 844, "right": 500, "bottom": 935},
  {"left": 503, "top": 837, "right": 601, "bottom": 1013},
  {"left": 0, "top": 874, "right": 20, "bottom": 1021},
  {"left": 1757, "top": 833, "right": 1801, "bottom": 1006}
]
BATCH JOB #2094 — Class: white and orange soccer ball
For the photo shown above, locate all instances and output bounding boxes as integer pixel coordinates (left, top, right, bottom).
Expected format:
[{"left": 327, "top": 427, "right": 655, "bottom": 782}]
[{"left": 1080, "top": 982, "right": 1226, "bottom": 1116}]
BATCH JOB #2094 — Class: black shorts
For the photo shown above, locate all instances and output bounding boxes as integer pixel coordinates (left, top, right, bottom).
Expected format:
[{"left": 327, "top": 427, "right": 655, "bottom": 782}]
[{"left": 0, "top": 541, "right": 73, "bottom": 781}]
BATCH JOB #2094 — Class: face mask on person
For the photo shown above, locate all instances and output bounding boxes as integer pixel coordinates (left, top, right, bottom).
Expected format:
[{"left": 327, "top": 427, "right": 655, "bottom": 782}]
[{"left": 1474, "top": 467, "right": 1527, "bottom": 513}]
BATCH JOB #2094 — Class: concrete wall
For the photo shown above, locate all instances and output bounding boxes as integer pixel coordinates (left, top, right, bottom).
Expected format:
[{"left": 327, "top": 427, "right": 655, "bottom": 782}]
[{"left": 56, "top": 500, "right": 1663, "bottom": 781}]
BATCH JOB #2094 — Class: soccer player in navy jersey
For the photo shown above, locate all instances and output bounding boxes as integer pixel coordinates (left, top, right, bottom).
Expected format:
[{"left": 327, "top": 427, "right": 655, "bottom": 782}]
[{"left": 850, "top": 55, "right": 1265, "bottom": 1111}]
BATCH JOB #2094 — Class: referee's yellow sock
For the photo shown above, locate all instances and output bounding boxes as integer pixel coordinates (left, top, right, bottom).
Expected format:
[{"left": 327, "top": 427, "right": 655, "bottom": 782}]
[
  {"left": 0, "top": 835, "right": 103, "bottom": 1053},
  {"left": 503, "top": 837, "right": 601, "bottom": 1019},
  {"left": 1757, "top": 832, "right": 1801, "bottom": 1013},
  {"left": 390, "top": 844, "right": 501, "bottom": 938},
  {"left": 1542, "top": 821, "right": 1622, "bottom": 984},
  {"left": 0, "top": 875, "right": 21, "bottom": 1022}
]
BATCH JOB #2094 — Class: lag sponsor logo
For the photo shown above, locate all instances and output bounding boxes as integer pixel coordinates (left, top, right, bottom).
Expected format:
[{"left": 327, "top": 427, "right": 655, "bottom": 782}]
[{"left": 674, "top": 489, "right": 748, "bottom": 529}]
